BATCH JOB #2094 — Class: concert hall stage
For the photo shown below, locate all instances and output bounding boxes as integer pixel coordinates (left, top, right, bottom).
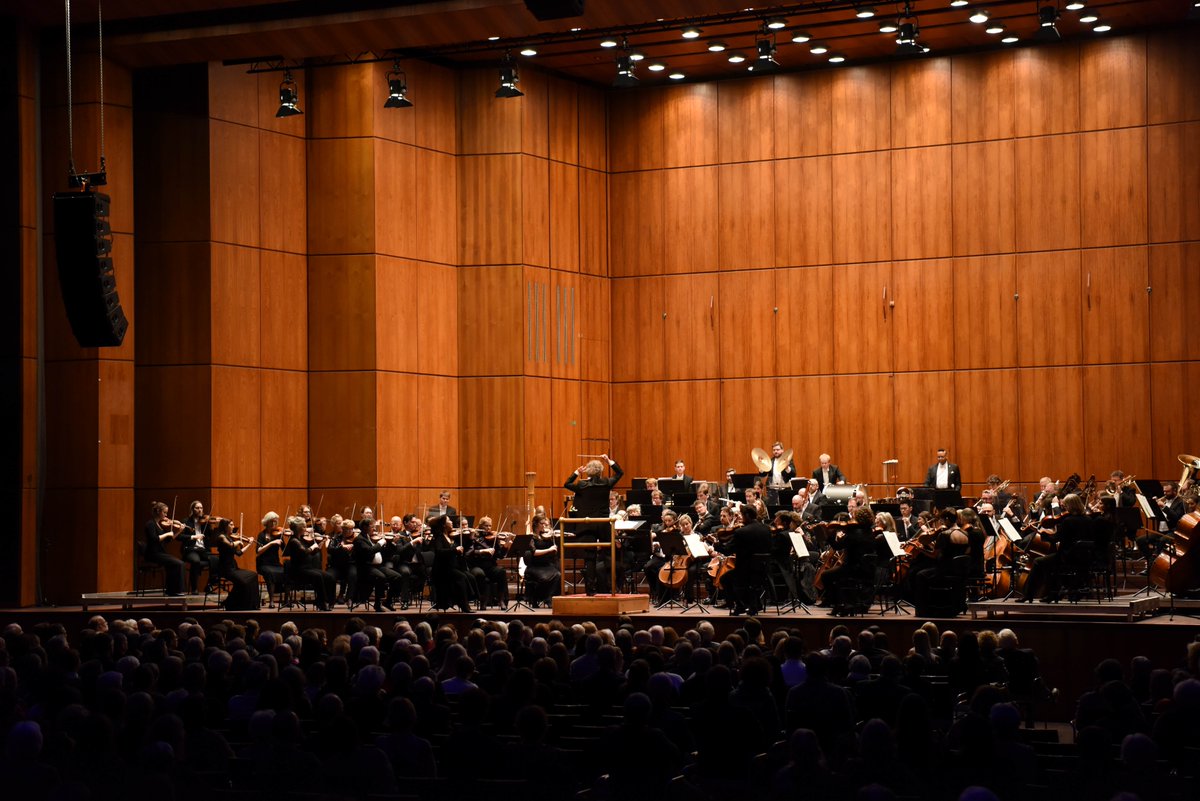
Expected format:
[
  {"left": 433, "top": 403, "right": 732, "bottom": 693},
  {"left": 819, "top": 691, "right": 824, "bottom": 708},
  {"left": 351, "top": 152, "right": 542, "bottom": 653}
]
[{"left": 7, "top": 589, "right": 1198, "bottom": 721}]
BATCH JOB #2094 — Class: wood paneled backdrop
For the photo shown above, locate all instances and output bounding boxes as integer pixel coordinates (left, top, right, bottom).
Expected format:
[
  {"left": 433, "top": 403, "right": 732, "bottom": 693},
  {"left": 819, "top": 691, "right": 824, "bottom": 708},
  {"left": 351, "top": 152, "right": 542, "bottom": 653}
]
[{"left": 19, "top": 30, "right": 1199, "bottom": 600}]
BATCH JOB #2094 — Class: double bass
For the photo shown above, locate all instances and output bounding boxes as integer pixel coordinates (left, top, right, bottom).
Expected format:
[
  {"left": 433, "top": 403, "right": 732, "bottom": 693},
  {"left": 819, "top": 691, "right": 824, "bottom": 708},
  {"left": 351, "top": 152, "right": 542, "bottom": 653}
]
[{"left": 1149, "top": 513, "right": 1199, "bottom": 593}]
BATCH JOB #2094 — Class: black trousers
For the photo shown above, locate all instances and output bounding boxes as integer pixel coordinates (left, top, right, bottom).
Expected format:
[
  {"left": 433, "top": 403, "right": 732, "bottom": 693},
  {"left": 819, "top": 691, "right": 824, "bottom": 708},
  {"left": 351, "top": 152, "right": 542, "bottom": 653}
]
[
  {"left": 361, "top": 564, "right": 403, "bottom": 605},
  {"left": 146, "top": 551, "right": 186, "bottom": 595},
  {"left": 468, "top": 562, "right": 507, "bottom": 606},
  {"left": 296, "top": 567, "right": 336, "bottom": 608},
  {"left": 220, "top": 566, "right": 260, "bottom": 610},
  {"left": 182, "top": 549, "right": 217, "bottom": 592}
]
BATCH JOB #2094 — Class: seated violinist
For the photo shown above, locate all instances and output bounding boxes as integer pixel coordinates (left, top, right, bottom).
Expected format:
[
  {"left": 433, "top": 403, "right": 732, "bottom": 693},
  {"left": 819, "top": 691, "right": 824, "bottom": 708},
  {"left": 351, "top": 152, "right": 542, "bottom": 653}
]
[
  {"left": 523, "top": 514, "right": 560, "bottom": 607},
  {"left": 1020, "top": 493, "right": 1091, "bottom": 603},
  {"left": 283, "top": 516, "right": 336, "bottom": 611},
  {"left": 143, "top": 501, "right": 187, "bottom": 596},
  {"left": 212, "top": 517, "right": 259, "bottom": 610},
  {"left": 913, "top": 508, "right": 971, "bottom": 608},
  {"left": 819, "top": 507, "right": 876, "bottom": 613},
  {"left": 466, "top": 516, "right": 509, "bottom": 607}
]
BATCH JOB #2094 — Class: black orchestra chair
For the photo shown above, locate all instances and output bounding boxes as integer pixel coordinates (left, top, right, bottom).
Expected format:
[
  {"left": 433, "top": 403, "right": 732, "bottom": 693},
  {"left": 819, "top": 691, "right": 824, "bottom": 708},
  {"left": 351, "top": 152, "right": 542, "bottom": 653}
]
[
  {"left": 1057, "top": 540, "right": 1096, "bottom": 602},
  {"left": 924, "top": 555, "right": 970, "bottom": 617},
  {"left": 277, "top": 555, "right": 311, "bottom": 611},
  {"left": 133, "top": 541, "right": 164, "bottom": 596},
  {"left": 833, "top": 554, "right": 879, "bottom": 616}
]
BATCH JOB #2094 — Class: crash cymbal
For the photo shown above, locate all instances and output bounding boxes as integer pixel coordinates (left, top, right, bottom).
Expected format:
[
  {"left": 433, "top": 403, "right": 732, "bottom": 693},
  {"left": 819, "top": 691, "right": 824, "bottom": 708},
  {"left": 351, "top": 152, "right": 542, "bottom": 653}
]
[{"left": 751, "top": 447, "right": 771, "bottom": 473}]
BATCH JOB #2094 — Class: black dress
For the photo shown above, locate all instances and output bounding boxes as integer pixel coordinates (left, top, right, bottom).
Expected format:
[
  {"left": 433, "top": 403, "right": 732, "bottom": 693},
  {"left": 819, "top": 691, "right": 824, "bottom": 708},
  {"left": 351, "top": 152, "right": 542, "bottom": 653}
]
[
  {"left": 143, "top": 519, "right": 186, "bottom": 595},
  {"left": 284, "top": 535, "right": 336, "bottom": 609},
  {"left": 432, "top": 533, "right": 474, "bottom": 612},
  {"left": 523, "top": 536, "right": 561, "bottom": 605},
  {"left": 216, "top": 534, "right": 259, "bottom": 610},
  {"left": 256, "top": 528, "right": 286, "bottom": 592}
]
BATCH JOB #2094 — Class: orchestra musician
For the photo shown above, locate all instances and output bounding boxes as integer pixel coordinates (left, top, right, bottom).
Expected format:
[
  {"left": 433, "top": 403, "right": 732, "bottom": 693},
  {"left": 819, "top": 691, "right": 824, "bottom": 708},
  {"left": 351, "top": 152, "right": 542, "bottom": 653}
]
[
  {"left": 356, "top": 506, "right": 376, "bottom": 536},
  {"left": 329, "top": 517, "right": 358, "bottom": 606},
  {"left": 353, "top": 517, "right": 403, "bottom": 612},
  {"left": 812, "top": 453, "right": 847, "bottom": 491},
  {"left": 432, "top": 491, "right": 458, "bottom": 519},
  {"left": 913, "top": 508, "right": 971, "bottom": 608},
  {"left": 897, "top": 500, "right": 919, "bottom": 541},
  {"left": 693, "top": 499, "right": 717, "bottom": 534},
  {"left": 817, "top": 507, "right": 875, "bottom": 612},
  {"left": 924, "top": 449, "right": 962, "bottom": 492},
  {"left": 299, "top": 504, "right": 325, "bottom": 537},
  {"left": 1028, "top": 477, "right": 1058, "bottom": 521},
  {"left": 143, "top": 501, "right": 187, "bottom": 596},
  {"left": 564, "top": 453, "right": 624, "bottom": 595},
  {"left": 757, "top": 442, "right": 796, "bottom": 504},
  {"left": 182, "top": 500, "right": 218, "bottom": 594},
  {"left": 957, "top": 507, "right": 988, "bottom": 583},
  {"left": 428, "top": 515, "right": 474, "bottom": 613},
  {"left": 255, "top": 511, "right": 287, "bottom": 606},
  {"left": 695, "top": 482, "right": 719, "bottom": 516},
  {"left": 1137, "top": 481, "right": 1185, "bottom": 569},
  {"left": 1107, "top": 471, "right": 1138, "bottom": 508},
  {"left": 466, "top": 516, "right": 509, "bottom": 607},
  {"left": 724, "top": 468, "right": 737, "bottom": 497},
  {"left": 643, "top": 508, "right": 680, "bottom": 603},
  {"left": 671, "top": 460, "right": 693, "bottom": 487},
  {"left": 1020, "top": 493, "right": 1091, "bottom": 603},
  {"left": 719, "top": 502, "right": 772, "bottom": 616},
  {"left": 608, "top": 491, "right": 627, "bottom": 521},
  {"left": 523, "top": 514, "right": 561, "bottom": 607},
  {"left": 212, "top": 517, "right": 259, "bottom": 610},
  {"left": 283, "top": 516, "right": 336, "bottom": 611},
  {"left": 390, "top": 514, "right": 429, "bottom": 606}
]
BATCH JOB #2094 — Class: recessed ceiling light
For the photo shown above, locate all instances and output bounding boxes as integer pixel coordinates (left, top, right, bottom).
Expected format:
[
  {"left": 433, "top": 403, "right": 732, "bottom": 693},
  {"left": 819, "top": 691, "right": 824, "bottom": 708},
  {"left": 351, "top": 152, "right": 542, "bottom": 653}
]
[
  {"left": 986, "top": 22, "right": 1005, "bottom": 34},
  {"left": 487, "top": 36, "right": 500, "bottom": 41},
  {"left": 668, "top": 70, "right": 685, "bottom": 80},
  {"left": 855, "top": 6, "right": 877, "bottom": 18},
  {"left": 599, "top": 37, "right": 619, "bottom": 48},
  {"left": 647, "top": 62, "right": 666, "bottom": 71},
  {"left": 790, "top": 30, "right": 812, "bottom": 43},
  {"left": 727, "top": 51, "right": 747, "bottom": 63},
  {"left": 570, "top": 27, "right": 582, "bottom": 32},
  {"left": 950, "top": 0, "right": 969, "bottom": 6},
  {"left": 766, "top": 17, "right": 788, "bottom": 29},
  {"left": 708, "top": 41, "right": 727, "bottom": 52},
  {"left": 681, "top": 26, "right": 702, "bottom": 39},
  {"left": 828, "top": 53, "right": 846, "bottom": 63},
  {"left": 1002, "top": 34, "right": 1019, "bottom": 43},
  {"left": 1065, "top": 1, "right": 1085, "bottom": 9},
  {"left": 969, "top": 9, "right": 989, "bottom": 23},
  {"left": 1079, "top": 12, "right": 1099, "bottom": 23},
  {"left": 1093, "top": 21, "right": 1112, "bottom": 32},
  {"left": 629, "top": 50, "right": 646, "bottom": 61},
  {"left": 879, "top": 20, "right": 899, "bottom": 33},
  {"left": 519, "top": 47, "right": 537, "bottom": 56},
  {"left": 809, "top": 41, "right": 828, "bottom": 54}
]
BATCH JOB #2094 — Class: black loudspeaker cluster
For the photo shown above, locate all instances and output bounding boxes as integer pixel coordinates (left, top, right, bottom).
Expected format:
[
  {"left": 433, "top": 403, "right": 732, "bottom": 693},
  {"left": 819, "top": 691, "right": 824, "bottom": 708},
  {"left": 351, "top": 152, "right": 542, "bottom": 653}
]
[
  {"left": 53, "top": 191, "right": 128, "bottom": 347},
  {"left": 524, "top": 0, "right": 585, "bottom": 21}
]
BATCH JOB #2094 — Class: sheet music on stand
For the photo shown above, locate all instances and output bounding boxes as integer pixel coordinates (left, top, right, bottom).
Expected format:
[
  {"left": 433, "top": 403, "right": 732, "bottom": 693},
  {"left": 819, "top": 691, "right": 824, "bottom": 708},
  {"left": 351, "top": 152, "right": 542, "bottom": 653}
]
[
  {"left": 683, "top": 533, "right": 710, "bottom": 559},
  {"left": 882, "top": 530, "right": 905, "bottom": 559},
  {"left": 998, "top": 517, "right": 1023, "bottom": 543},
  {"left": 1135, "top": 494, "right": 1157, "bottom": 520},
  {"left": 616, "top": 520, "right": 645, "bottom": 531},
  {"left": 787, "top": 530, "right": 810, "bottom": 559}
]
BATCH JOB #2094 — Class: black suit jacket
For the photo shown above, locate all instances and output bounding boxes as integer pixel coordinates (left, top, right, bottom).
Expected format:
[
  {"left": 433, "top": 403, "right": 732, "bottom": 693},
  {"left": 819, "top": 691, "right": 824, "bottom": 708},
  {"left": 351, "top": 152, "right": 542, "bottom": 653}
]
[
  {"left": 758, "top": 461, "right": 796, "bottom": 486},
  {"left": 812, "top": 465, "right": 846, "bottom": 490},
  {"left": 924, "top": 462, "right": 962, "bottom": 491},
  {"left": 565, "top": 461, "right": 625, "bottom": 517},
  {"left": 731, "top": 522, "right": 772, "bottom": 576}
]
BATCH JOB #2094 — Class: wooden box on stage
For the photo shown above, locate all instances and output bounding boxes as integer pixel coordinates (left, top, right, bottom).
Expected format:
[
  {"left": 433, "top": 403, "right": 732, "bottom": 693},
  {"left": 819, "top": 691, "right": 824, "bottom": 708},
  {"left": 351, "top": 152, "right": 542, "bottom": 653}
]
[{"left": 552, "top": 593, "right": 650, "bottom": 616}]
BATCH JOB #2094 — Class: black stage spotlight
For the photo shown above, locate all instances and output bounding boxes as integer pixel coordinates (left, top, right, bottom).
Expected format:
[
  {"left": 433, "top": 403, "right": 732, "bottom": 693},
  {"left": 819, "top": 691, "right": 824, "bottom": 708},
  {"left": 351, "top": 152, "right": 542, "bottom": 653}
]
[
  {"left": 1033, "top": 5, "right": 1062, "bottom": 41},
  {"left": 384, "top": 63, "right": 412, "bottom": 108},
  {"left": 275, "top": 70, "right": 302, "bottom": 117},
  {"left": 613, "top": 54, "right": 638, "bottom": 87},
  {"left": 496, "top": 62, "right": 523, "bottom": 98},
  {"left": 747, "top": 38, "right": 779, "bottom": 72}
]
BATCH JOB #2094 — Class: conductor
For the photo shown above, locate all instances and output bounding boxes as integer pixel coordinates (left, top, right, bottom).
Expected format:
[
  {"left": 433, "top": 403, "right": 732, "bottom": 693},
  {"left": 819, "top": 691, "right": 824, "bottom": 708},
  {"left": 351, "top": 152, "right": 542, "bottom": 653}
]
[{"left": 565, "top": 454, "right": 624, "bottom": 594}]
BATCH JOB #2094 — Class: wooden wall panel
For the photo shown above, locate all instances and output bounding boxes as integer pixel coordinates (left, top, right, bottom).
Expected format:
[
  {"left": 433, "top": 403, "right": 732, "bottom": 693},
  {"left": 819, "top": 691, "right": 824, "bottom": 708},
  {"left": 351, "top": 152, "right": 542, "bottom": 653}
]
[
  {"left": 522, "top": 156, "right": 551, "bottom": 268},
  {"left": 458, "top": 154, "right": 522, "bottom": 265},
  {"left": 551, "top": 378, "right": 582, "bottom": 486},
  {"left": 610, "top": 382, "right": 666, "bottom": 481},
  {"left": 1079, "top": 36, "right": 1147, "bottom": 130},
  {"left": 459, "top": 377, "right": 523, "bottom": 487},
  {"left": 456, "top": 69, "right": 522, "bottom": 155},
  {"left": 1081, "top": 246, "right": 1149, "bottom": 365},
  {"left": 259, "top": 252, "right": 307, "bottom": 371},
  {"left": 524, "top": 265, "right": 552, "bottom": 379},
  {"left": 1147, "top": 122, "right": 1200, "bottom": 243},
  {"left": 1150, "top": 362, "right": 1200, "bottom": 475},
  {"left": 830, "top": 374, "right": 895, "bottom": 484},
  {"left": 891, "top": 59, "right": 952, "bottom": 148},
  {"left": 417, "top": 375, "right": 459, "bottom": 488},
  {"left": 210, "top": 244, "right": 260, "bottom": 367},
  {"left": 416, "top": 262, "right": 460, "bottom": 376},
  {"left": 1015, "top": 250, "right": 1083, "bottom": 367},
  {"left": 306, "top": 137, "right": 375, "bottom": 255},
  {"left": 953, "top": 370, "right": 1019, "bottom": 485},
  {"left": 520, "top": 69, "right": 549, "bottom": 159},
  {"left": 1080, "top": 127, "right": 1147, "bottom": 248},
  {"left": 375, "top": 257, "right": 421, "bottom": 374},
  {"left": 952, "top": 255, "right": 1018, "bottom": 370},
  {"left": 892, "top": 258, "right": 954, "bottom": 372},
  {"left": 611, "top": 276, "right": 666, "bottom": 382},
  {"left": 258, "top": 131, "right": 307, "bottom": 255},
  {"left": 307, "top": 62, "right": 374, "bottom": 140},
  {"left": 951, "top": 140, "right": 1016, "bottom": 257},
  {"left": 776, "top": 376, "right": 836, "bottom": 470},
  {"left": 523, "top": 377, "right": 552, "bottom": 493},
  {"left": 663, "top": 273, "right": 719, "bottom": 381},
  {"left": 951, "top": 51, "right": 1014, "bottom": 143},
  {"left": 549, "top": 162, "right": 580, "bottom": 271},
  {"left": 1147, "top": 30, "right": 1200, "bottom": 125},
  {"left": 774, "top": 71, "right": 833, "bottom": 158},
  {"left": 1011, "top": 44, "right": 1081, "bottom": 137},
  {"left": 718, "top": 79, "right": 773, "bottom": 163},
  {"left": 608, "top": 87, "right": 665, "bottom": 172},
  {"left": 134, "top": 365, "right": 212, "bottom": 490},
  {"left": 1014, "top": 134, "right": 1081, "bottom": 252},
  {"left": 663, "top": 83, "right": 718, "bottom": 168},
  {"left": 132, "top": 242, "right": 211, "bottom": 365},
  {"left": 307, "top": 255, "right": 376, "bottom": 371},
  {"left": 717, "top": 161, "right": 775, "bottom": 270},
  {"left": 720, "top": 379, "right": 778, "bottom": 477},
  {"left": 664, "top": 380, "right": 721, "bottom": 481},
  {"left": 45, "top": 361, "right": 98, "bottom": 487},
  {"left": 550, "top": 271, "right": 580, "bottom": 379},
  {"left": 832, "top": 152, "right": 891, "bottom": 264},
  {"left": 891, "top": 146, "right": 952, "bottom": 260},
  {"left": 1017, "top": 367, "right": 1084, "bottom": 480},
  {"left": 209, "top": 120, "right": 260, "bottom": 247},
  {"left": 548, "top": 76, "right": 578, "bottom": 164},
  {"left": 832, "top": 262, "right": 893, "bottom": 374},
  {"left": 259, "top": 369, "right": 308, "bottom": 489},
  {"left": 211, "top": 365, "right": 261, "bottom": 487},
  {"left": 718, "top": 270, "right": 774, "bottom": 378},
  {"left": 1147, "top": 243, "right": 1200, "bottom": 363},
  {"left": 663, "top": 166, "right": 719, "bottom": 273},
  {"left": 579, "top": 168, "right": 609, "bottom": 276},
  {"left": 830, "top": 67, "right": 890, "bottom": 154},
  {"left": 775, "top": 266, "right": 836, "bottom": 376},
  {"left": 774, "top": 156, "right": 834, "bottom": 268},
  {"left": 578, "top": 85, "right": 608, "bottom": 172},
  {"left": 208, "top": 63, "right": 258, "bottom": 126},
  {"left": 97, "top": 361, "right": 135, "bottom": 488},
  {"left": 96, "top": 489, "right": 135, "bottom": 592},
  {"left": 893, "top": 372, "right": 957, "bottom": 486},
  {"left": 1082, "top": 365, "right": 1152, "bottom": 478},
  {"left": 375, "top": 140, "right": 423, "bottom": 262},
  {"left": 374, "top": 372, "right": 421, "bottom": 488},
  {"left": 308, "top": 372, "right": 376, "bottom": 488},
  {"left": 458, "top": 265, "right": 523, "bottom": 376},
  {"left": 578, "top": 274, "right": 611, "bottom": 383},
  {"left": 411, "top": 61, "right": 458, "bottom": 154},
  {"left": 608, "top": 170, "right": 664, "bottom": 276},
  {"left": 578, "top": 380, "right": 611, "bottom": 457},
  {"left": 414, "top": 148, "right": 458, "bottom": 266}
]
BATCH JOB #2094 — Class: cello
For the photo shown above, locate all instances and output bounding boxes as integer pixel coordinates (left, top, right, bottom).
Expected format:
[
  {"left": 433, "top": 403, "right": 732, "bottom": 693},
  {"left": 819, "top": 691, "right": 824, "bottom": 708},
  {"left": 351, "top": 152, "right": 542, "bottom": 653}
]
[{"left": 1149, "top": 512, "right": 1199, "bottom": 593}]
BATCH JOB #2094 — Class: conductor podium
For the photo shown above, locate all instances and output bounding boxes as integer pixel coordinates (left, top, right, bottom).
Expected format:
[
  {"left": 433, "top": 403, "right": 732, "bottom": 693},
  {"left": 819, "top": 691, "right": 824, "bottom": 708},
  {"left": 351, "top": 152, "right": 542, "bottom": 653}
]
[{"left": 551, "top": 517, "right": 650, "bottom": 615}]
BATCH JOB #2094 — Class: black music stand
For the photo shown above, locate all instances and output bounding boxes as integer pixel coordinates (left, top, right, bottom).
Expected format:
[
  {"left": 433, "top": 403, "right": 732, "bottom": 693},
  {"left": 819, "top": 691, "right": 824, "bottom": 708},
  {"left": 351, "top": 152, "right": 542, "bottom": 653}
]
[
  {"left": 621, "top": 528, "right": 651, "bottom": 594},
  {"left": 504, "top": 534, "right": 536, "bottom": 612},
  {"left": 654, "top": 528, "right": 689, "bottom": 610}
]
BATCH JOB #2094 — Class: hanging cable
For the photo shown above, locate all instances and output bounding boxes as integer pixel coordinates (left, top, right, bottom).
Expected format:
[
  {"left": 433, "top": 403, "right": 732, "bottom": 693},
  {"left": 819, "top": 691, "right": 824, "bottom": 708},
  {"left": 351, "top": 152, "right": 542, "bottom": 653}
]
[{"left": 63, "top": 0, "right": 108, "bottom": 186}]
